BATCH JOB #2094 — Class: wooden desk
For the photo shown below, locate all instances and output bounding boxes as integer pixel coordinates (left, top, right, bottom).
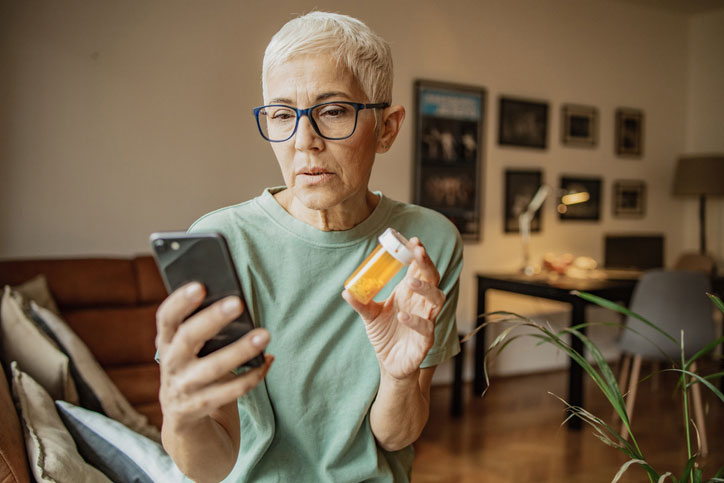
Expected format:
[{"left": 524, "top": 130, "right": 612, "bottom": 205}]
[
  {"left": 460, "top": 273, "right": 637, "bottom": 429},
  {"left": 452, "top": 272, "right": 724, "bottom": 427}
]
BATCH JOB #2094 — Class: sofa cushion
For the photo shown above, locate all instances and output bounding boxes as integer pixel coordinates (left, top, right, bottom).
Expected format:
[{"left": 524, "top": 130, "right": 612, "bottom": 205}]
[
  {"left": 0, "top": 259, "right": 138, "bottom": 309},
  {"left": 62, "top": 305, "right": 159, "bottom": 366},
  {"left": 105, "top": 363, "right": 162, "bottom": 428},
  {"left": 0, "top": 360, "right": 30, "bottom": 483},
  {"left": 30, "top": 303, "right": 161, "bottom": 442},
  {"left": 0, "top": 286, "right": 78, "bottom": 403},
  {"left": 56, "top": 401, "right": 185, "bottom": 483},
  {"left": 10, "top": 363, "right": 111, "bottom": 483},
  {"left": 133, "top": 255, "right": 168, "bottom": 304}
]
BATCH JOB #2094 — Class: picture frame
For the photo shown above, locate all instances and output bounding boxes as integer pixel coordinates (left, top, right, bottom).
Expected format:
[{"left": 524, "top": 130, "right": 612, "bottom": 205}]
[
  {"left": 561, "top": 104, "right": 598, "bottom": 147},
  {"left": 504, "top": 169, "right": 544, "bottom": 233},
  {"left": 558, "top": 176, "right": 602, "bottom": 221},
  {"left": 498, "top": 96, "right": 548, "bottom": 149},
  {"left": 615, "top": 108, "right": 644, "bottom": 157},
  {"left": 612, "top": 180, "right": 646, "bottom": 218},
  {"left": 413, "top": 79, "right": 486, "bottom": 240}
]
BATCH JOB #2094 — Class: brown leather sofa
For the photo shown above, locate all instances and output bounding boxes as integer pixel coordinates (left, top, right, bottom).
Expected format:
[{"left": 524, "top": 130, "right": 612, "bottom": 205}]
[{"left": 0, "top": 255, "right": 166, "bottom": 481}]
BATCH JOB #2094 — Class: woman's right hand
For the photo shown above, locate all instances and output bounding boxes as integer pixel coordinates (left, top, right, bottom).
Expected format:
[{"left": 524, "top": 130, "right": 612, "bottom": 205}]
[{"left": 155, "top": 281, "right": 273, "bottom": 433}]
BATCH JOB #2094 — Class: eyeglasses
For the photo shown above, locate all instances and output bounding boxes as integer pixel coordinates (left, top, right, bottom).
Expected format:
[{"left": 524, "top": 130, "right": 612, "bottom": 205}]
[{"left": 253, "top": 101, "right": 390, "bottom": 142}]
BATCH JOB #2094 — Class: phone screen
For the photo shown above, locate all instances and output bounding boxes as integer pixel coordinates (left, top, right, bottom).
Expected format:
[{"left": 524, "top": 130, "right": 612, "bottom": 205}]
[{"left": 150, "top": 232, "right": 263, "bottom": 368}]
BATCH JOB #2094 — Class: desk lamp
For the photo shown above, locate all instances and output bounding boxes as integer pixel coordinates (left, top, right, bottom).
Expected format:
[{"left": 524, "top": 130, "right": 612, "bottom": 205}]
[
  {"left": 673, "top": 155, "right": 724, "bottom": 254},
  {"left": 519, "top": 185, "right": 550, "bottom": 275},
  {"left": 519, "top": 184, "right": 594, "bottom": 275}
]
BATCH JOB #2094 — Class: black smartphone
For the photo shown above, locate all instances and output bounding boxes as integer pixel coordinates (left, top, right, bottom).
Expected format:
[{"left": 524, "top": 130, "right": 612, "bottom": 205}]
[{"left": 150, "top": 231, "right": 264, "bottom": 368}]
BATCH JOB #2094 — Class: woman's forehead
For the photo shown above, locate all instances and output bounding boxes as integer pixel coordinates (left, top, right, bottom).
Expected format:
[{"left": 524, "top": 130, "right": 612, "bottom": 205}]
[{"left": 264, "top": 55, "right": 365, "bottom": 104}]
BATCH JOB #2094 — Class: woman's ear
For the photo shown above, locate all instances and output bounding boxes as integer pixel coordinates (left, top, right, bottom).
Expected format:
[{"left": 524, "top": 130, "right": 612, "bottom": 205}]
[{"left": 376, "top": 105, "right": 406, "bottom": 153}]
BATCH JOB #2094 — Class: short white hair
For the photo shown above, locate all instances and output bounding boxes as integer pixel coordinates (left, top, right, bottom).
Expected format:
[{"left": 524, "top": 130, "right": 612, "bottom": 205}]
[{"left": 262, "top": 11, "right": 393, "bottom": 104}]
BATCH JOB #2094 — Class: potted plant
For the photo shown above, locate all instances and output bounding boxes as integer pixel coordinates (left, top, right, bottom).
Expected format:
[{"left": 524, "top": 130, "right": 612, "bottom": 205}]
[{"left": 464, "top": 292, "right": 724, "bottom": 482}]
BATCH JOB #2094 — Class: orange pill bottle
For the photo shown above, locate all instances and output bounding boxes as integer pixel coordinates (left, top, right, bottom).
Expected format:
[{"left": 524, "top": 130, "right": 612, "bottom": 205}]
[{"left": 345, "top": 228, "right": 414, "bottom": 304}]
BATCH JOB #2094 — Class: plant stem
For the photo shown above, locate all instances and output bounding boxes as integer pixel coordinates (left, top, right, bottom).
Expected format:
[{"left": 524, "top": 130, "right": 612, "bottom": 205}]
[{"left": 680, "top": 330, "right": 693, "bottom": 482}]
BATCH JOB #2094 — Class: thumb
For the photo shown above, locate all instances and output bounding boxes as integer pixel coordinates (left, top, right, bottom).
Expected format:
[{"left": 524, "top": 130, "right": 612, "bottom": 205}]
[{"left": 342, "top": 289, "right": 382, "bottom": 322}]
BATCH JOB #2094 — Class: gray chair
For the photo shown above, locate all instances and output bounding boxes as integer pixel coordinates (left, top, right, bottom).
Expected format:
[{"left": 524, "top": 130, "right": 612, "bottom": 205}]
[{"left": 615, "top": 270, "right": 714, "bottom": 456}]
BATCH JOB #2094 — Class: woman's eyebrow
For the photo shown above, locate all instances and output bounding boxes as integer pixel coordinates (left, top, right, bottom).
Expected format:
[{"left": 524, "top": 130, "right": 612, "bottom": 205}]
[
  {"left": 316, "top": 91, "right": 351, "bottom": 102},
  {"left": 269, "top": 97, "right": 293, "bottom": 104},
  {"left": 267, "top": 91, "right": 352, "bottom": 106}
]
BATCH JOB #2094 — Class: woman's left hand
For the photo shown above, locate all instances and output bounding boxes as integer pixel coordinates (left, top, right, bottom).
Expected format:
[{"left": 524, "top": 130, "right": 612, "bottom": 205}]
[{"left": 342, "top": 238, "right": 446, "bottom": 380}]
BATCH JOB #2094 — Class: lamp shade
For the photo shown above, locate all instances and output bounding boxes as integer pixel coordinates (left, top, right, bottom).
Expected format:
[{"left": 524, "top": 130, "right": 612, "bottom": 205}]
[{"left": 672, "top": 155, "right": 724, "bottom": 196}]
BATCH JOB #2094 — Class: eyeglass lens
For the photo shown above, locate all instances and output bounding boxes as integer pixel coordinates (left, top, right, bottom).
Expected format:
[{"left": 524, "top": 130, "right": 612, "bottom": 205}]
[{"left": 257, "top": 103, "right": 358, "bottom": 141}]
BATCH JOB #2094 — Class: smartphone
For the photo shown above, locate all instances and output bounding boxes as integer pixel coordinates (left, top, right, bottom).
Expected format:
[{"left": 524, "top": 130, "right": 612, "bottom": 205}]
[{"left": 150, "top": 231, "right": 264, "bottom": 368}]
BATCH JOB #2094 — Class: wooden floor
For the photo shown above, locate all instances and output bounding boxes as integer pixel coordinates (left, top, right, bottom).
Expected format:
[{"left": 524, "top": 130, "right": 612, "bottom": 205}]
[{"left": 412, "top": 361, "right": 724, "bottom": 482}]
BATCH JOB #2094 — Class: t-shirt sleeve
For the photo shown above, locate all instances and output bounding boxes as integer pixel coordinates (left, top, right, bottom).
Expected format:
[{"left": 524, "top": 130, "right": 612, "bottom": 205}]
[{"left": 420, "top": 225, "right": 463, "bottom": 368}]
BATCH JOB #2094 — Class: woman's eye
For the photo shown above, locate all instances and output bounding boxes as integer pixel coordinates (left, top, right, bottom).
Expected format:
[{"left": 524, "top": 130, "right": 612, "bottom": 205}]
[
  {"left": 319, "top": 105, "right": 351, "bottom": 118},
  {"left": 271, "top": 110, "right": 295, "bottom": 121}
]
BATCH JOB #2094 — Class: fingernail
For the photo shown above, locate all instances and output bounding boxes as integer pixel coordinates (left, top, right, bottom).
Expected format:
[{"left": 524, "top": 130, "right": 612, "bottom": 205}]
[
  {"left": 252, "top": 331, "right": 269, "bottom": 347},
  {"left": 410, "top": 278, "right": 422, "bottom": 288},
  {"left": 185, "top": 283, "right": 202, "bottom": 298},
  {"left": 399, "top": 312, "right": 411, "bottom": 321},
  {"left": 222, "top": 297, "right": 241, "bottom": 314}
]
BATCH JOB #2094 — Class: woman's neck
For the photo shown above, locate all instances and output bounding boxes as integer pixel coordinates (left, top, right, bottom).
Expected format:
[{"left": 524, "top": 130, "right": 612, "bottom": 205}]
[{"left": 273, "top": 189, "right": 380, "bottom": 231}]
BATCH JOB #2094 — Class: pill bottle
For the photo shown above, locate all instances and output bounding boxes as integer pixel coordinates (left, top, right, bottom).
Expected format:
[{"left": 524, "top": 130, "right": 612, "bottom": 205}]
[{"left": 345, "top": 228, "right": 413, "bottom": 304}]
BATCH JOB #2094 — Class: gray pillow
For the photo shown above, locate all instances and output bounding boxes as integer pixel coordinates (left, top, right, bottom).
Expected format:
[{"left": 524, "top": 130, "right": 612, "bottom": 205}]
[{"left": 55, "top": 400, "right": 187, "bottom": 483}]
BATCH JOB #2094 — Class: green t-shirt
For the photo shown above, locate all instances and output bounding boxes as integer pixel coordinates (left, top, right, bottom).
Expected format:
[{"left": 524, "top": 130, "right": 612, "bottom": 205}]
[{"left": 188, "top": 187, "right": 463, "bottom": 483}]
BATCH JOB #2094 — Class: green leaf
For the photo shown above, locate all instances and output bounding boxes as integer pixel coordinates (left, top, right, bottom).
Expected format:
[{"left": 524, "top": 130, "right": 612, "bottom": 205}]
[
  {"left": 612, "top": 459, "right": 655, "bottom": 483},
  {"left": 679, "top": 454, "right": 698, "bottom": 483},
  {"left": 573, "top": 290, "right": 677, "bottom": 344},
  {"left": 686, "top": 335, "right": 724, "bottom": 368},
  {"left": 701, "top": 371, "right": 724, "bottom": 383},
  {"left": 708, "top": 293, "right": 724, "bottom": 315},
  {"left": 665, "top": 368, "right": 724, "bottom": 404}
]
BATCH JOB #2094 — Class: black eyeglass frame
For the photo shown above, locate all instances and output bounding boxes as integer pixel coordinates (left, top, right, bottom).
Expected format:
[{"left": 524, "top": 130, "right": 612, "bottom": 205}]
[{"left": 252, "top": 101, "right": 390, "bottom": 142}]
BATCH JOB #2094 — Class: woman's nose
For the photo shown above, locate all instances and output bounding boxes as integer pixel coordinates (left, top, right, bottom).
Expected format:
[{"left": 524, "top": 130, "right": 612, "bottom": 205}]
[{"left": 294, "top": 115, "right": 322, "bottom": 151}]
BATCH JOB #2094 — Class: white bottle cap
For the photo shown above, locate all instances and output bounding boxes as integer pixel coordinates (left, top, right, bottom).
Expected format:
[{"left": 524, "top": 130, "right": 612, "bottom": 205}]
[{"left": 378, "top": 228, "right": 413, "bottom": 265}]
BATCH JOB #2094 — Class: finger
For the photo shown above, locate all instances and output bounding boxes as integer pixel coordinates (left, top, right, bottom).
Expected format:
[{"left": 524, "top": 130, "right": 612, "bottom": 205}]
[
  {"left": 407, "top": 239, "right": 440, "bottom": 286},
  {"left": 397, "top": 312, "right": 434, "bottom": 337},
  {"left": 156, "top": 282, "right": 205, "bottom": 349},
  {"left": 178, "top": 354, "right": 274, "bottom": 419},
  {"left": 407, "top": 278, "right": 446, "bottom": 308},
  {"left": 183, "top": 329, "right": 270, "bottom": 390},
  {"left": 342, "top": 289, "right": 382, "bottom": 322},
  {"left": 164, "top": 296, "right": 244, "bottom": 366}
]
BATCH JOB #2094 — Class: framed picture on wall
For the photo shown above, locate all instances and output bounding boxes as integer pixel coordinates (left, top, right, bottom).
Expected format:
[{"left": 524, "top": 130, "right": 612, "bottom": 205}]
[
  {"left": 615, "top": 108, "right": 644, "bottom": 157},
  {"left": 558, "top": 175, "right": 602, "bottom": 221},
  {"left": 561, "top": 104, "right": 598, "bottom": 147},
  {"left": 413, "top": 79, "right": 486, "bottom": 240},
  {"left": 612, "top": 180, "right": 646, "bottom": 218},
  {"left": 504, "top": 169, "right": 544, "bottom": 233},
  {"left": 498, "top": 97, "right": 548, "bottom": 149}
]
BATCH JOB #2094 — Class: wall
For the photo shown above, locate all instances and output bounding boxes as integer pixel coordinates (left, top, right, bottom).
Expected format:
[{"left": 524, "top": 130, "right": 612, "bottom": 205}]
[
  {"left": 684, "top": 9, "right": 724, "bottom": 261},
  {"left": 2, "top": 0, "right": 720, "bottom": 379}
]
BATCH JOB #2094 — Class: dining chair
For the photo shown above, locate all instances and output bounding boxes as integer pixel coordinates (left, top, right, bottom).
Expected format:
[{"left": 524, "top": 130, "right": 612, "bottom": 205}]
[{"left": 615, "top": 270, "right": 714, "bottom": 456}]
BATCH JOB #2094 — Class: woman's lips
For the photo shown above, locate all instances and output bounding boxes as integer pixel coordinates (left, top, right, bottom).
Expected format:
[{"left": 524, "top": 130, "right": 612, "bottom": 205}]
[
  {"left": 297, "top": 170, "right": 336, "bottom": 185},
  {"left": 297, "top": 171, "right": 335, "bottom": 185}
]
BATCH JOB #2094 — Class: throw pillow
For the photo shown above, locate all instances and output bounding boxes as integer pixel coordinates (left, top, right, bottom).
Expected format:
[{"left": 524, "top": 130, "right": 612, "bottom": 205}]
[
  {"left": 0, "top": 360, "right": 30, "bottom": 483},
  {"left": 10, "top": 362, "right": 111, "bottom": 483},
  {"left": 0, "top": 286, "right": 78, "bottom": 403},
  {"left": 55, "top": 401, "right": 187, "bottom": 483},
  {"left": 12, "top": 274, "right": 61, "bottom": 316},
  {"left": 30, "top": 301, "right": 161, "bottom": 443}
]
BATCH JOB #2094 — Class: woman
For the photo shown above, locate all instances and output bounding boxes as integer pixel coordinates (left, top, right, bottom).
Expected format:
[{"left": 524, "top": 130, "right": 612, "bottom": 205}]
[{"left": 155, "top": 11, "right": 463, "bottom": 483}]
